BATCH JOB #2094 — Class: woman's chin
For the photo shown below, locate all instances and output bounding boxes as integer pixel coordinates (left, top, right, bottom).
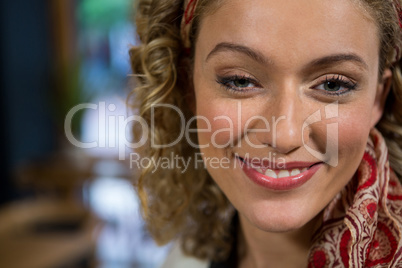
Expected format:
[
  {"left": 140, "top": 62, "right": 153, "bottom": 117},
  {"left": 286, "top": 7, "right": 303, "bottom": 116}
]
[{"left": 240, "top": 204, "right": 322, "bottom": 234}]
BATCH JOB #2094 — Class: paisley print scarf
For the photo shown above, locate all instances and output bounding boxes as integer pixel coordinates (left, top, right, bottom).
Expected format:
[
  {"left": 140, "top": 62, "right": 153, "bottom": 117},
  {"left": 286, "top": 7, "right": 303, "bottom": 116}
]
[{"left": 308, "top": 128, "right": 402, "bottom": 267}]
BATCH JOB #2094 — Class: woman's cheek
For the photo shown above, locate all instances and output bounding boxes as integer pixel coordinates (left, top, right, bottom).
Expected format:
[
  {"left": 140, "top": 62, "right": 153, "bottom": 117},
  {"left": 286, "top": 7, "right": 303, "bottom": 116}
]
[
  {"left": 196, "top": 102, "right": 244, "bottom": 150},
  {"left": 336, "top": 111, "right": 373, "bottom": 163}
]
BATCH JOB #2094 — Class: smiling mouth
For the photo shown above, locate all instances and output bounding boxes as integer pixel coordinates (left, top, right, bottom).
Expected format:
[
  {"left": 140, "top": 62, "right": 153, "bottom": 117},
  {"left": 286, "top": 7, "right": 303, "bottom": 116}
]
[
  {"left": 237, "top": 156, "right": 319, "bottom": 177},
  {"left": 236, "top": 156, "right": 322, "bottom": 190}
]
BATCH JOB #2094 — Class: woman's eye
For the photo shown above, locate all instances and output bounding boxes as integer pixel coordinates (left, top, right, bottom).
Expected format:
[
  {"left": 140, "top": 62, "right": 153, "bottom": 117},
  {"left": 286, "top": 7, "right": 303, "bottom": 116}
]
[
  {"left": 216, "top": 75, "right": 259, "bottom": 92},
  {"left": 315, "top": 75, "right": 357, "bottom": 95},
  {"left": 233, "top": 78, "right": 254, "bottom": 88},
  {"left": 321, "top": 81, "right": 341, "bottom": 92}
]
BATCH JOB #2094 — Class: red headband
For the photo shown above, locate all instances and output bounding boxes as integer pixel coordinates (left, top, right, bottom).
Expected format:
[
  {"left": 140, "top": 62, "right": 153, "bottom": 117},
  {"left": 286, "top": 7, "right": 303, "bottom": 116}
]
[
  {"left": 180, "top": 0, "right": 198, "bottom": 49},
  {"left": 395, "top": 0, "right": 402, "bottom": 28}
]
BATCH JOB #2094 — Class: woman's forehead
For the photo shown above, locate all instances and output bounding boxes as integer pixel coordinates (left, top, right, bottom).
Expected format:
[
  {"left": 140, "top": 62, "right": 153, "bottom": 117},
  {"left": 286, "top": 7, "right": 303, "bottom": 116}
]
[{"left": 196, "top": 0, "right": 379, "bottom": 74}]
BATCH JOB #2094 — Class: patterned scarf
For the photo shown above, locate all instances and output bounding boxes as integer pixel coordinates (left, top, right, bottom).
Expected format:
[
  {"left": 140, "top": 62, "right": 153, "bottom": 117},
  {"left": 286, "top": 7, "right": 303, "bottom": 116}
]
[{"left": 308, "top": 128, "right": 402, "bottom": 267}]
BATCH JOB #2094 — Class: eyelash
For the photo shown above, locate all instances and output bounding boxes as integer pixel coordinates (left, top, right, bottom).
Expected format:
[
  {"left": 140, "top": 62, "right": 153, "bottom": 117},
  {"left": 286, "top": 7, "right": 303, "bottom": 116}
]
[
  {"left": 216, "top": 75, "right": 260, "bottom": 94},
  {"left": 314, "top": 75, "right": 358, "bottom": 96},
  {"left": 216, "top": 74, "right": 358, "bottom": 96}
]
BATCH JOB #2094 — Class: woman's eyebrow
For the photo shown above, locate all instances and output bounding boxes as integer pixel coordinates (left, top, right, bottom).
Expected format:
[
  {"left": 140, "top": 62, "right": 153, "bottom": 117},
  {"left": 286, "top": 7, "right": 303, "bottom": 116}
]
[
  {"left": 305, "top": 53, "right": 369, "bottom": 71},
  {"left": 206, "top": 42, "right": 369, "bottom": 71},
  {"left": 206, "top": 42, "right": 270, "bottom": 65}
]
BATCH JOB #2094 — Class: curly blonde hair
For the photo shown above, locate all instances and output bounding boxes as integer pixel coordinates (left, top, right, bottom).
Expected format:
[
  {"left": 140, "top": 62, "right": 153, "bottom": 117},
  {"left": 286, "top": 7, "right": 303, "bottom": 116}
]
[{"left": 129, "top": 0, "right": 402, "bottom": 262}]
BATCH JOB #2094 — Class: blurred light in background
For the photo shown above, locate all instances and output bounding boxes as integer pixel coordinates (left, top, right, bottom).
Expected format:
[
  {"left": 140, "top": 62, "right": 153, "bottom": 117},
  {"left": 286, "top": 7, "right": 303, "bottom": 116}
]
[
  {"left": 87, "top": 177, "right": 169, "bottom": 268},
  {"left": 76, "top": 0, "right": 170, "bottom": 267},
  {"left": 0, "top": 0, "right": 170, "bottom": 267},
  {"left": 77, "top": 0, "right": 134, "bottom": 95}
]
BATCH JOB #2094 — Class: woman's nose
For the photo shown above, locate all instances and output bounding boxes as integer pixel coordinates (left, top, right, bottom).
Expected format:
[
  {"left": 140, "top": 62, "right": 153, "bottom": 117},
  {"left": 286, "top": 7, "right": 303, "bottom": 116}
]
[{"left": 255, "top": 93, "right": 309, "bottom": 154}]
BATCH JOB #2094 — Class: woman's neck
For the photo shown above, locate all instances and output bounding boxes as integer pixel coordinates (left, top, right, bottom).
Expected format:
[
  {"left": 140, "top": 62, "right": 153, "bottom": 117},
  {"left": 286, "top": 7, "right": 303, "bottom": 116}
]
[{"left": 237, "top": 213, "right": 322, "bottom": 268}]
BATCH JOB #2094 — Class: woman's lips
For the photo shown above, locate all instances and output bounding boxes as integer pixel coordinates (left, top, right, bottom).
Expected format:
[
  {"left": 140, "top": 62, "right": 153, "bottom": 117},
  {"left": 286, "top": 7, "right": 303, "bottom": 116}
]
[{"left": 237, "top": 156, "right": 322, "bottom": 191}]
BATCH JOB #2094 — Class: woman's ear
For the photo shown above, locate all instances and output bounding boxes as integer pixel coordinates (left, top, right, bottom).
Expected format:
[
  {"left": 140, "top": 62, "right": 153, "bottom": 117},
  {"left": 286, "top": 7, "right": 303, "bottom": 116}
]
[{"left": 371, "top": 68, "right": 392, "bottom": 127}]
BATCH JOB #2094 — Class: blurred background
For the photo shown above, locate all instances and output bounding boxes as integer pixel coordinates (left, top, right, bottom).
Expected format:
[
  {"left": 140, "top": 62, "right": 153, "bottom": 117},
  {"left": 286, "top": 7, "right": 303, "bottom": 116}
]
[{"left": 0, "top": 0, "right": 170, "bottom": 267}]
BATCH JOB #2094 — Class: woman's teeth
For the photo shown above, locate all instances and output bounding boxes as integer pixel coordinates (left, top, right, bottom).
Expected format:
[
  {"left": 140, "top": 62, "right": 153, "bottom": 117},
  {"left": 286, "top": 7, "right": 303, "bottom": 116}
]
[
  {"left": 255, "top": 167, "right": 308, "bottom": 178},
  {"left": 265, "top": 169, "right": 277, "bottom": 178}
]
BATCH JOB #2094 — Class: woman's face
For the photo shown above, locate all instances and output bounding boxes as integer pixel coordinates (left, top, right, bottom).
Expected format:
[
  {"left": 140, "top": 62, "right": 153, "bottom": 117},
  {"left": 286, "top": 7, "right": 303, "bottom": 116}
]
[{"left": 193, "top": 0, "right": 388, "bottom": 232}]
